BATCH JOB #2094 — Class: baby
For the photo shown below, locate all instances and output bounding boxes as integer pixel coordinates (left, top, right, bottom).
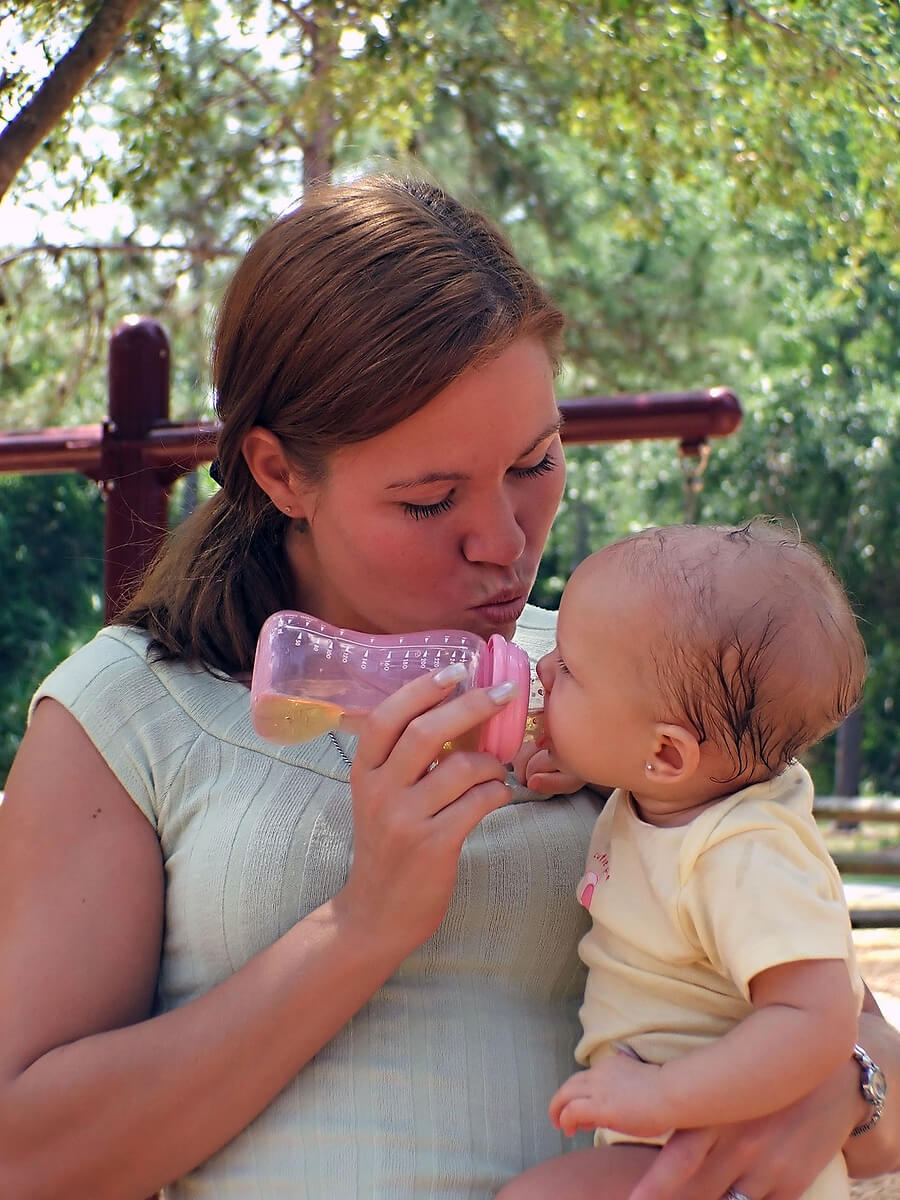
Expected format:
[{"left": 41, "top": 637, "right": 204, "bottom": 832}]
[{"left": 500, "top": 519, "right": 868, "bottom": 1200}]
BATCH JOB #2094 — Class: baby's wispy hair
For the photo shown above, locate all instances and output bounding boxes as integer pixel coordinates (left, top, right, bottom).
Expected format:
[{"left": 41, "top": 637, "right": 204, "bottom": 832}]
[{"left": 614, "top": 519, "right": 866, "bottom": 783}]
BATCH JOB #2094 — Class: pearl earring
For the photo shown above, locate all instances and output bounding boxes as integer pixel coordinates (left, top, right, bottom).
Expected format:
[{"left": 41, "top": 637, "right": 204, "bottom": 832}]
[{"left": 645, "top": 762, "right": 655, "bottom": 772}]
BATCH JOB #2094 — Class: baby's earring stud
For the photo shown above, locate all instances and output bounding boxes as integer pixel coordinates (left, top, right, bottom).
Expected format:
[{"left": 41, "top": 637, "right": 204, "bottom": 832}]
[{"left": 645, "top": 762, "right": 655, "bottom": 772}]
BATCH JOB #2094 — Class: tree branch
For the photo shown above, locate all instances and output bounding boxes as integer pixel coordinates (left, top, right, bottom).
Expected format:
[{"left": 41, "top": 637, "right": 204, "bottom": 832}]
[
  {"left": 0, "top": 0, "right": 156, "bottom": 203},
  {"left": 218, "top": 53, "right": 307, "bottom": 150},
  {"left": 0, "top": 241, "right": 240, "bottom": 268},
  {"left": 299, "top": 6, "right": 340, "bottom": 188},
  {"left": 271, "top": 0, "right": 316, "bottom": 40},
  {"left": 729, "top": 0, "right": 793, "bottom": 36}
]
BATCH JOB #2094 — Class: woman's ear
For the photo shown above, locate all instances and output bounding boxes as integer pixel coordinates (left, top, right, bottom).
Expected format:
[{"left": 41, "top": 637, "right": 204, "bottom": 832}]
[
  {"left": 241, "top": 427, "right": 308, "bottom": 518},
  {"left": 645, "top": 723, "right": 701, "bottom": 782}
]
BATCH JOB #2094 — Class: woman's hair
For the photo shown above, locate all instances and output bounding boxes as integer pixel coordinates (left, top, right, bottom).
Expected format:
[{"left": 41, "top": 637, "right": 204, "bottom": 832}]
[{"left": 117, "top": 174, "right": 565, "bottom": 674}]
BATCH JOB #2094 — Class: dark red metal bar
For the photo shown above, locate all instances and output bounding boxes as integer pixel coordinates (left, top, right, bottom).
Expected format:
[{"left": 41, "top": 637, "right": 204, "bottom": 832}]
[
  {"left": 0, "top": 424, "right": 109, "bottom": 473},
  {"left": 559, "top": 387, "right": 742, "bottom": 447},
  {"left": 0, "top": 317, "right": 743, "bottom": 619},
  {"left": 0, "top": 420, "right": 219, "bottom": 474},
  {"left": 102, "top": 317, "right": 174, "bottom": 620}
]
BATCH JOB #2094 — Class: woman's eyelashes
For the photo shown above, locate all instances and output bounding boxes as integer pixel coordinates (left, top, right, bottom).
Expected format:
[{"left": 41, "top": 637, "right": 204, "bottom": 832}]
[
  {"left": 511, "top": 451, "right": 557, "bottom": 479},
  {"left": 402, "top": 453, "right": 558, "bottom": 520},
  {"left": 403, "top": 496, "right": 455, "bottom": 520}
]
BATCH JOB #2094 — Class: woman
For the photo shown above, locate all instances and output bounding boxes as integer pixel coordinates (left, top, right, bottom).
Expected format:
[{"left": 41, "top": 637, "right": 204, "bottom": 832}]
[{"left": 1, "top": 175, "right": 897, "bottom": 1199}]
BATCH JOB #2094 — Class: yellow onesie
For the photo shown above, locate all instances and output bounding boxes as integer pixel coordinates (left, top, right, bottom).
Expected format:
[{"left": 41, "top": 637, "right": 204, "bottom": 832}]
[{"left": 576, "top": 761, "right": 862, "bottom": 1200}]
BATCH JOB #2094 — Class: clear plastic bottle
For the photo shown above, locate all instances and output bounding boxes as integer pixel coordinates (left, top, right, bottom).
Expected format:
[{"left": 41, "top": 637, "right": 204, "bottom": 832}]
[{"left": 250, "top": 610, "right": 544, "bottom": 762}]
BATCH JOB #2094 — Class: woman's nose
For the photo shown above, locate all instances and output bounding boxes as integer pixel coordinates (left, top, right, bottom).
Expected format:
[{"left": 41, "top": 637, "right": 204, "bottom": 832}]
[{"left": 461, "top": 494, "right": 526, "bottom": 566}]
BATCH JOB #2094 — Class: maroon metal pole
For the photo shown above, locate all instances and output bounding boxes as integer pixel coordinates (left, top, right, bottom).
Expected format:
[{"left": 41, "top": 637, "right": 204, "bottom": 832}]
[
  {"left": 102, "top": 316, "right": 172, "bottom": 620},
  {"left": 559, "top": 388, "right": 742, "bottom": 444}
]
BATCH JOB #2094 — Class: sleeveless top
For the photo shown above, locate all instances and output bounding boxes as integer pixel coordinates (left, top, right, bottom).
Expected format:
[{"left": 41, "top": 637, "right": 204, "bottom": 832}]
[{"left": 32, "top": 604, "right": 600, "bottom": 1198}]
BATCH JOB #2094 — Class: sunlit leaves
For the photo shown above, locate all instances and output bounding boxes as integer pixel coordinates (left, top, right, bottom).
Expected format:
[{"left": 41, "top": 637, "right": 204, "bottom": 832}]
[{"left": 0, "top": 0, "right": 898, "bottom": 788}]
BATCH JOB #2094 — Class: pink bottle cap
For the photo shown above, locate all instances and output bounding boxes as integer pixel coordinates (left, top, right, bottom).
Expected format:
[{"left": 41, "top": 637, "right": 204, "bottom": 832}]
[{"left": 478, "top": 634, "right": 531, "bottom": 762}]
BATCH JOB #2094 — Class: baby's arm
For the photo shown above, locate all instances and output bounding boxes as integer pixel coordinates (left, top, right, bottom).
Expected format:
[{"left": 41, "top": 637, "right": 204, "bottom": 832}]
[
  {"left": 551, "top": 957, "right": 858, "bottom": 1139},
  {"left": 496, "top": 1142, "right": 658, "bottom": 1200}
]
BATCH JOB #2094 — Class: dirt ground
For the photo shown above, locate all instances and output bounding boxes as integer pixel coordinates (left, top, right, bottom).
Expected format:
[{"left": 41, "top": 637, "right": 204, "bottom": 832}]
[{"left": 850, "top": 927, "right": 900, "bottom": 1199}]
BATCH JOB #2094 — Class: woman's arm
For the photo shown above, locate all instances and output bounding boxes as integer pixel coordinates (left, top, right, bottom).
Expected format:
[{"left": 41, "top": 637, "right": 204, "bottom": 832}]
[
  {"left": 843, "top": 995, "right": 900, "bottom": 1176},
  {"left": 0, "top": 672, "right": 514, "bottom": 1200},
  {"left": 626, "top": 994, "right": 900, "bottom": 1200}
]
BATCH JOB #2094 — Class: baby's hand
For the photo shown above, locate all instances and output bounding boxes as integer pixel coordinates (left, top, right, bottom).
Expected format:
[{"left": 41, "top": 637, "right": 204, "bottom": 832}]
[
  {"left": 549, "top": 1048, "right": 666, "bottom": 1139},
  {"left": 511, "top": 741, "right": 585, "bottom": 795}
]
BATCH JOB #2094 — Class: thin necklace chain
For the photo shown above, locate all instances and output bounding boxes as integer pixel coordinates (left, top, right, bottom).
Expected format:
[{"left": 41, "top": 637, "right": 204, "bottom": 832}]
[{"left": 329, "top": 729, "right": 353, "bottom": 770}]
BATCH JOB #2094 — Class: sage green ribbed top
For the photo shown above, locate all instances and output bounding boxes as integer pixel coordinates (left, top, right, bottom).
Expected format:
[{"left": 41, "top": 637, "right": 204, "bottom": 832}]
[{"left": 32, "top": 606, "right": 600, "bottom": 1198}]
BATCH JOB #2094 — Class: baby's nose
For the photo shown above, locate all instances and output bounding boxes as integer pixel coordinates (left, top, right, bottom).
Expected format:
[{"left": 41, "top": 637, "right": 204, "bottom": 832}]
[{"left": 536, "top": 652, "right": 555, "bottom": 691}]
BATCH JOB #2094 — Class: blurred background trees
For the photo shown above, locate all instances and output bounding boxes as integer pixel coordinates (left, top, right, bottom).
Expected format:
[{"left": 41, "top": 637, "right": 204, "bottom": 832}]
[{"left": 1, "top": 0, "right": 898, "bottom": 790}]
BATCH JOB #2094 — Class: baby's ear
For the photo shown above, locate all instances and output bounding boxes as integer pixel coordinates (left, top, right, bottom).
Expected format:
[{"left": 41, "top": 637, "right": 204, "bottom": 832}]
[{"left": 646, "top": 723, "right": 701, "bottom": 782}]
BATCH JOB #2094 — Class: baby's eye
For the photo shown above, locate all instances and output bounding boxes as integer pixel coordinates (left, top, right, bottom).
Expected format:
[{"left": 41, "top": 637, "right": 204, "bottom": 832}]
[
  {"left": 556, "top": 654, "right": 570, "bottom": 674},
  {"left": 510, "top": 452, "right": 557, "bottom": 479},
  {"left": 403, "top": 495, "right": 455, "bottom": 520}
]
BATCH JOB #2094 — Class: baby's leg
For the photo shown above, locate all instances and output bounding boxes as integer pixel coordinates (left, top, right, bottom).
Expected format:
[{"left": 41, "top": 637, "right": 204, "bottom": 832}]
[{"left": 496, "top": 1143, "right": 658, "bottom": 1199}]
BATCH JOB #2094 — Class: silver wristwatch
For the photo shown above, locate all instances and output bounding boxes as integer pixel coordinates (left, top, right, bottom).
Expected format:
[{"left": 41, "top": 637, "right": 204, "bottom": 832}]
[{"left": 851, "top": 1043, "right": 887, "bottom": 1137}]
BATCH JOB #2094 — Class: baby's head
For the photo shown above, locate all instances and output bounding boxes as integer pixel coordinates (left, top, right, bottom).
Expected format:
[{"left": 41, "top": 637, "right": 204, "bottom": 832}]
[{"left": 544, "top": 519, "right": 866, "bottom": 797}]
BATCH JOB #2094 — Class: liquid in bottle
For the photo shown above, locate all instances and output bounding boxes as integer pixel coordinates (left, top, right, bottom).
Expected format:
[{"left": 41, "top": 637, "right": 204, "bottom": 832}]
[{"left": 250, "top": 610, "right": 541, "bottom": 763}]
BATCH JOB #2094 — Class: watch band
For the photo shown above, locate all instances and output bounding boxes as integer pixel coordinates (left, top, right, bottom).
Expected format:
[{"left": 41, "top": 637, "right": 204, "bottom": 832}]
[
  {"left": 853, "top": 1114, "right": 881, "bottom": 1136},
  {"left": 851, "top": 1043, "right": 887, "bottom": 1137}
]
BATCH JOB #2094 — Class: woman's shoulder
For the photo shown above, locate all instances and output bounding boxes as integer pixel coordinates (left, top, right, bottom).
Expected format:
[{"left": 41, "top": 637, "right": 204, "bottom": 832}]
[
  {"left": 29, "top": 625, "right": 201, "bottom": 717},
  {"left": 514, "top": 601, "right": 559, "bottom": 661},
  {"left": 27, "top": 624, "right": 251, "bottom": 745},
  {"left": 29, "top": 625, "right": 151, "bottom": 714}
]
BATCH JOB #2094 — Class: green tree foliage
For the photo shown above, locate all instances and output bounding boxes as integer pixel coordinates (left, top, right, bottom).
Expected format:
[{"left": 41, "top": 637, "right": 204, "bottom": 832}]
[
  {"left": 3, "top": 1, "right": 899, "bottom": 424},
  {"left": 0, "top": 472, "right": 104, "bottom": 779},
  {"left": 699, "top": 252, "right": 900, "bottom": 793},
  {"left": 1, "top": 1, "right": 898, "bottom": 790},
  {"left": 530, "top": 184, "right": 900, "bottom": 794}
]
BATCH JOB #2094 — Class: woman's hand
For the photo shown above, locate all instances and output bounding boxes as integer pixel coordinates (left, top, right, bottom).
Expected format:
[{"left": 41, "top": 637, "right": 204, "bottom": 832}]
[
  {"left": 626, "top": 1051, "right": 866, "bottom": 1200},
  {"left": 337, "top": 665, "right": 516, "bottom": 951},
  {"left": 511, "top": 739, "right": 585, "bottom": 796},
  {"left": 626, "top": 996, "right": 900, "bottom": 1200},
  {"left": 843, "top": 1004, "right": 900, "bottom": 1177}
]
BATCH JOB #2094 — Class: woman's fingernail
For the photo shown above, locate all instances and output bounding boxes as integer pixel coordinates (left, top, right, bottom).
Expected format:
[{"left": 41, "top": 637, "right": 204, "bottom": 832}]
[
  {"left": 434, "top": 662, "right": 468, "bottom": 686},
  {"left": 488, "top": 680, "right": 519, "bottom": 704}
]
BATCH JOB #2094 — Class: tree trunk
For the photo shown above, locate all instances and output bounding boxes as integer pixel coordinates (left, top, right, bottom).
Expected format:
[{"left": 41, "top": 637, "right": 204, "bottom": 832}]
[
  {"left": 834, "top": 706, "right": 864, "bottom": 797},
  {"left": 300, "top": 6, "right": 339, "bottom": 189},
  {"left": 0, "top": 0, "right": 152, "bottom": 203}
]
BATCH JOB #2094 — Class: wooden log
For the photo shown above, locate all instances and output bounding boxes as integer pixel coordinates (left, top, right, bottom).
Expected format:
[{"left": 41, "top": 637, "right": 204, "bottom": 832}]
[
  {"left": 832, "top": 852, "right": 900, "bottom": 876},
  {"left": 849, "top": 909, "right": 900, "bottom": 929},
  {"left": 815, "top": 796, "right": 900, "bottom": 823}
]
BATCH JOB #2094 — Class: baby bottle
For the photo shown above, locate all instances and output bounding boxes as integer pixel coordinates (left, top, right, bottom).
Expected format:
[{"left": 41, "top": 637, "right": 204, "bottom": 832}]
[{"left": 250, "top": 610, "right": 544, "bottom": 762}]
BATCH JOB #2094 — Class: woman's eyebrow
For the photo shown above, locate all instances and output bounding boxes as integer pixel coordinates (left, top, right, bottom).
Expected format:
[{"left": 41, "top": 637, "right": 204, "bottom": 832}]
[
  {"left": 522, "top": 417, "right": 563, "bottom": 456},
  {"left": 385, "top": 469, "right": 469, "bottom": 490},
  {"left": 385, "top": 417, "right": 563, "bottom": 491}
]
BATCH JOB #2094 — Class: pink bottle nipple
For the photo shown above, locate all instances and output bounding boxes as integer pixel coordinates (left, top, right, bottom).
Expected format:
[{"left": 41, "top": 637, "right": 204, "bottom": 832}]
[{"left": 477, "top": 634, "right": 531, "bottom": 762}]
